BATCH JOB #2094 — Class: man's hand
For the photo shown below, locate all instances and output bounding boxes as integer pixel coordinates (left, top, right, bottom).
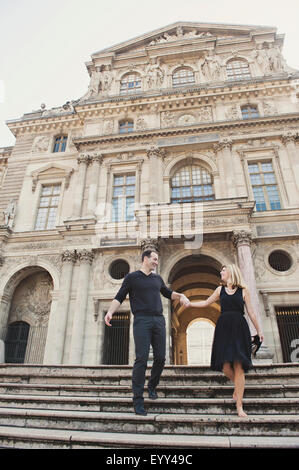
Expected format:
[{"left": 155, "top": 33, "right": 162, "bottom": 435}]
[
  {"left": 179, "top": 294, "right": 190, "bottom": 307},
  {"left": 104, "top": 311, "right": 113, "bottom": 327}
]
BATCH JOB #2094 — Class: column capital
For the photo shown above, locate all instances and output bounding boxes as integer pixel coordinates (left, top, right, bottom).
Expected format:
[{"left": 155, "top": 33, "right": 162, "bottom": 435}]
[
  {"left": 146, "top": 145, "right": 165, "bottom": 159},
  {"left": 77, "top": 249, "right": 94, "bottom": 264},
  {"left": 61, "top": 249, "right": 77, "bottom": 263},
  {"left": 77, "top": 153, "right": 93, "bottom": 165},
  {"left": 232, "top": 229, "right": 252, "bottom": 248},
  {"left": 280, "top": 130, "right": 298, "bottom": 145},
  {"left": 213, "top": 137, "right": 233, "bottom": 152},
  {"left": 140, "top": 238, "right": 160, "bottom": 253}
]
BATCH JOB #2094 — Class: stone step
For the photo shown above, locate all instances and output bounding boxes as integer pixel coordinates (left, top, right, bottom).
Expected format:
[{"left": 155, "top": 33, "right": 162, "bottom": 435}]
[
  {"left": 0, "top": 393, "right": 298, "bottom": 415},
  {"left": 0, "top": 426, "right": 298, "bottom": 449},
  {"left": 1, "top": 382, "right": 298, "bottom": 399},
  {"left": 0, "top": 364, "right": 298, "bottom": 385},
  {"left": 0, "top": 407, "right": 298, "bottom": 437}
]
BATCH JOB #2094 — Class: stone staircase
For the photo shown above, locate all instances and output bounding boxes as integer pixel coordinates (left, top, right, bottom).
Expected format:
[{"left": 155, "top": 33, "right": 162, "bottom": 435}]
[{"left": 0, "top": 363, "right": 298, "bottom": 449}]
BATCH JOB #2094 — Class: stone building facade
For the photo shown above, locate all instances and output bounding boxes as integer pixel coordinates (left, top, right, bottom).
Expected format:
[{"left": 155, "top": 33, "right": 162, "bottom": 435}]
[{"left": 0, "top": 22, "right": 299, "bottom": 366}]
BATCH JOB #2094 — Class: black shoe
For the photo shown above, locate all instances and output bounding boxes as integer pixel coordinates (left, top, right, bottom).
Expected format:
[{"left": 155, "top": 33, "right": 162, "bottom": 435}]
[
  {"left": 148, "top": 387, "right": 158, "bottom": 400},
  {"left": 133, "top": 398, "right": 147, "bottom": 416},
  {"left": 252, "top": 335, "right": 262, "bottom": 357}
]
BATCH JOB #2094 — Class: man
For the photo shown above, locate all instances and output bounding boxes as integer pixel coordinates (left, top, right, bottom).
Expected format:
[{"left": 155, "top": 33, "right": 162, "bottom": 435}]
[{"left": 104, "top": 249, "right": 189, "bottom": 415}]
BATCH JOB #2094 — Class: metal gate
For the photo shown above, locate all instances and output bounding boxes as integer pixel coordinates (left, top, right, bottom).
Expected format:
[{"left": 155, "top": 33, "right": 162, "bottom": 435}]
[
  {"left": 103, "top": 312, "right": 130, "bottom": 365},
  {"left": 275, "top": 306, "right": 299, "bottom": 362},
  {"left": 5, "top": 321, "right": 30, "bottom": 363}
]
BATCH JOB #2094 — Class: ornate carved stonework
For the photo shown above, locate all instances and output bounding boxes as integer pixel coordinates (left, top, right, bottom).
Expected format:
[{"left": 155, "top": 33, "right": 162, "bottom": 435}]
[
  {"left": 140, "top": 238, "right": 160, "bottom": 252},
  {"left": 8, "top": 271, "right": 53, "bottom": 326},
  {"left": 232, "top": 230, "right": 252, "bottom": 248}
]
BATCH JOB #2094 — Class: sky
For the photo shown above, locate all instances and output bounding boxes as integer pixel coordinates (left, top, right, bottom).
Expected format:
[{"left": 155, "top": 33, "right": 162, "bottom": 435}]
[{"left": 1, "top": 0, "right": 299, "bottom": 148}]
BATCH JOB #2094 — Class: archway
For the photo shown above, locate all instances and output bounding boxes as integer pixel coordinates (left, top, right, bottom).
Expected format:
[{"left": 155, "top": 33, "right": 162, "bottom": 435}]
[
  {"left": 186, "top": 318, "right": 215, "bottom": 365},
  {"left": 2, "top": 268, "right": 53, "bottom": 364},
  {"left": 169, "top": 254, "right": 221, "bottom": 365}
]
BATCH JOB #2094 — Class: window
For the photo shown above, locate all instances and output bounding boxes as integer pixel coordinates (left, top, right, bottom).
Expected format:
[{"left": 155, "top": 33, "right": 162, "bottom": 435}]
[
  {"left": 112, "top": 174, "right": 135, "bottom": 222},
  {"left": 35, "top": 184, "right": 61, "bottom": 230},
  {"left": 226, "top": 59, "right": 251, "bottom": 81},
  {"left": 5, "top": 321, "right": 30, "bottom": 364},
  {"left": 109, "top": 259, "right": 130, "bottom": 279},
  {"left": 120, "top": 73, "right": 141, "bottom": 94},
  {"left": 269, "top": 251, "right": 292, "bottom": 272},
  {"left": 119, "top": 120, "right": 134, "bottom": 133},
  {"left": 53, "top": 135, "right": 67, "bottom": 152},
  {"left": 248, "top": 162, "right": 281, "bottom": 211},
  {"left": 241, "top": 105, "right": 259, "bottom": 119},
  {"left": 171, "top": 165, "right": 214, "bottom": 203},
  {"left": 172, "top": 68, "right": 195, "bottom": 88}
]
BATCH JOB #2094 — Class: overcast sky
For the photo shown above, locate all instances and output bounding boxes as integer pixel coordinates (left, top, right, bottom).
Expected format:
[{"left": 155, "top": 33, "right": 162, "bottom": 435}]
[{"left": 1, "top": 0, "right": 299, "bottom": 148}]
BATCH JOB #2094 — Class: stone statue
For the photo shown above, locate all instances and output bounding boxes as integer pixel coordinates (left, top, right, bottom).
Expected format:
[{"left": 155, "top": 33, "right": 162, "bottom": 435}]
[
  {"left": 145, "top": 58, "right": 164, "bottom": 88},
  {"left": 3, "top": 199, "right": 16, "bottom": 228}
]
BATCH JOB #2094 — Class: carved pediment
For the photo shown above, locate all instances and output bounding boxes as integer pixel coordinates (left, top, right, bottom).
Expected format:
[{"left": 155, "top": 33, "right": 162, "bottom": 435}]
[
  {"left": 92, "top": 21, "right": 277, "bottom": 57},
  {"left": 30, "top": 163, "right": 74, "bottom": 191}
]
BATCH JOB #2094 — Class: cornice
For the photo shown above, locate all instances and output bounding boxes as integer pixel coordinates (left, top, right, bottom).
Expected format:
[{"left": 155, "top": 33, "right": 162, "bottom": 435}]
[
  {"left": 72, "top": 112, "right": 299, "bottom": 149},
  {"left": 6, "top": 73, "right": 298, "bottom": 138}
]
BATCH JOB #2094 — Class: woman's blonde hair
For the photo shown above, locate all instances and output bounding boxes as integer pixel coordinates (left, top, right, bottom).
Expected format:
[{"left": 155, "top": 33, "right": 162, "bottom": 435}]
[{"left": 221, "top": 264, "right": 247, "bottom": 289}]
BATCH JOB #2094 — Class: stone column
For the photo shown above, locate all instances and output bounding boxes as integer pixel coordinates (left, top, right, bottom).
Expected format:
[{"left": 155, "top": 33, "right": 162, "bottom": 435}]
[
  {"left": 43, "top": 250, "right": 77, "bottom": 364},
  {"left": 72, "top": 154, "right": 92, "bottom": 218},
  {"left": 232, "top": 230, "right": 261, "bottom": 335},
  {"left": 214, "top": 138, "right": 237, "bottom": 199},
  {"left": 69, "top": 249, "right": 94, "bottom": 364},
  {"left": 87, "top": 153, "right": 103, "bottom": 217},
  {"left": 281, "top": 131, "right": 299, "bottom": 195},
  {"left": 146, "top": 146, "right": 165, "bottom": 203}
]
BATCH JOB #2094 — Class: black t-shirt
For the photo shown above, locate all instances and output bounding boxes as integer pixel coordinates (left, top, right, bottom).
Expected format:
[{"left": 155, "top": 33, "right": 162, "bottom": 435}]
[{"left": 114, "top": 270, "right": 173, "bottom": 316}]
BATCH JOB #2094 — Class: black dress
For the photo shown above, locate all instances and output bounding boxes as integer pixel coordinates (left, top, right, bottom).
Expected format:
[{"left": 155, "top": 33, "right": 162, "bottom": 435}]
[{"left": 210, "top": 286, "right": 252, "bottom": 373}]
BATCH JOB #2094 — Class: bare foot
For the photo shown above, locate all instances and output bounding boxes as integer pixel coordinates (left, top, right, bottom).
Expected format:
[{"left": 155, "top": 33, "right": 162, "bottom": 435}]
[
  {"left": 233, "top": 390, "right": 237, "bottom": 401},
  {"left": 237, "top": 407, "right": 248, "bottom": 418}
]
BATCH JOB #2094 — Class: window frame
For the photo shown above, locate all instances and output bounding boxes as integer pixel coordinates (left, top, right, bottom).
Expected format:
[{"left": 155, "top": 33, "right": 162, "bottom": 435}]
[
  {"left": 172, "top": 67, "right": 195, "bottom": 88},
  {"left": 34, "top": 183, "right": 62, "bottom": 231},
  {"left": 241, "top": 104, "right": 260, "bottom": 120},
  {"left": 119, "top": 120, "right": 134, "bottom": 134},
  {"left": 226, "top": 59, "right": 251, "bottom": 81},
  {"left": 53, "top": 135, "right": 68, "bottom": 153},
  {"left": 247, "top": 160, "right": 282, "bottom": 212},
  {"left": 120, "top": 73, "right": 142, "bottom": 94},
  {"left": 170, "top": 164, "right": 215, "bottom": 204},
  {"left": 111, "top": 173, "right": 136, "bottom": 222}
]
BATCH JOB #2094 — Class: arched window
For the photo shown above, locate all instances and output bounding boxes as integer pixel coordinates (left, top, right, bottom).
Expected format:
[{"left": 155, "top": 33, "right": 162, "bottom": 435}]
[
  {"left": 172, "top": 67, "right": 195, "bottom": 88},
  {"left": 5, "top": 321, "right": 30, "bottom": 363},
  {"left": 171, "top": 164, "right": 214, "bottom": 203},
  {"left": 241, "top": 105, "right": 259, "bottom": 119},
  {"left": 53, "top": 135, "right": 67, "bottom": 152},
  {"left": 226, "top": 59, "right": 251, "bottom": 81},
  {"left": 120, "top": 73, "right": 142, "bottom": 94},
  {"left": 119, "top": 120, "right": 134, "bottom": 133}
]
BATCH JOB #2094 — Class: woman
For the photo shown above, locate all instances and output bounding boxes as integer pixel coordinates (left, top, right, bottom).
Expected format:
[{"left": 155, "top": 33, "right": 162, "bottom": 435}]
[{"left": 188, "top": 264, "right": 264, "bottom": 418}]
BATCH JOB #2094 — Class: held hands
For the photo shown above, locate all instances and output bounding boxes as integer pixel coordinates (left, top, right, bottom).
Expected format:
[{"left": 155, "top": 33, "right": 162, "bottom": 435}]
[{"left": 179, "top": 294, "right": 191, "bottom": 308}]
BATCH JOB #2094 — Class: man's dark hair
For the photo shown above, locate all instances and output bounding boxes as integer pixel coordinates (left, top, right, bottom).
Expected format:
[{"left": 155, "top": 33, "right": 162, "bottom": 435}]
[{"left": 141, "top": 249, "right": 158, "bottom": 261}]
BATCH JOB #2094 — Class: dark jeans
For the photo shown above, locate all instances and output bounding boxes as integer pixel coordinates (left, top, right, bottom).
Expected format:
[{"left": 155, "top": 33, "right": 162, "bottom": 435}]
[{"left": 132, "top": 314, "right": 166, "bottom": 399}]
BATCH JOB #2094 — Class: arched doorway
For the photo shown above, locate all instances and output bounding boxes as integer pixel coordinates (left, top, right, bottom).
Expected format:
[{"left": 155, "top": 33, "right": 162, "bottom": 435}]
[
  {"left": 5, "top": 321, "right": 30, "bottom": 363},
  {"left": 169, "top": 254, "right": 221, "bottom": 365},
  {"left": 3, "top": 269, "right": 53, "bottom": 364},
  {"left": 186, "top": 318, "right": 215, "bottom": 365}
]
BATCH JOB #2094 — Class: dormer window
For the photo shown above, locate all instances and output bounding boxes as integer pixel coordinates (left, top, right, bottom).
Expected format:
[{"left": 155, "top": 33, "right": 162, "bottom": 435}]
[
  {"left": 53, "top": 135, "right": 67, "bottom": 153},
  {"left": 120, "top": 73, "right": 142, "bottom": 94},
  {"left": 226, "top": 59, "right": 251, "bottom": 81},
  {"left": 172, "top": 67, "right": 195, "bottom": 88},
  {"left": 241, "top": 105, "right": 259, "bottom": 119},
  {"left": 119, "top": 120, "right": 134, "bottom": 133}
]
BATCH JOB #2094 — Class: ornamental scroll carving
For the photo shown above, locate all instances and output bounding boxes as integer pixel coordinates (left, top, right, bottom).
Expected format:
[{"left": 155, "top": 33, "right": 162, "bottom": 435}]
[{"left": 8, "top": 271, "right": 54, "bottom": 326}]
